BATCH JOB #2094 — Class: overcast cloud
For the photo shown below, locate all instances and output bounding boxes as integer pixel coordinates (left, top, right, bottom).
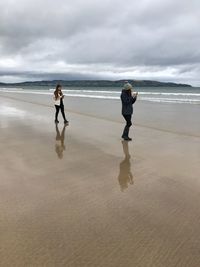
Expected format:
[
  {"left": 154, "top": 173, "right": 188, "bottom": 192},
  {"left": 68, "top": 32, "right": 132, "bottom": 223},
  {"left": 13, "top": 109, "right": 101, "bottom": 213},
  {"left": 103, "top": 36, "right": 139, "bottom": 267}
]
[{"left": 0, "top": 0, "right": 200, "bottom": 85}]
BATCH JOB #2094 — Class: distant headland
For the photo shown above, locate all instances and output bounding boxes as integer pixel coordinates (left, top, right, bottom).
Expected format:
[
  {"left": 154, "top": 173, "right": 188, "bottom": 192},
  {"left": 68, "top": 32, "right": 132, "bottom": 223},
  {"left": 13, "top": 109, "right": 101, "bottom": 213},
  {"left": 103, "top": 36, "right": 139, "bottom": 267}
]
[{"left": 0, "top": 79, "right": 192, "bottom": 87}]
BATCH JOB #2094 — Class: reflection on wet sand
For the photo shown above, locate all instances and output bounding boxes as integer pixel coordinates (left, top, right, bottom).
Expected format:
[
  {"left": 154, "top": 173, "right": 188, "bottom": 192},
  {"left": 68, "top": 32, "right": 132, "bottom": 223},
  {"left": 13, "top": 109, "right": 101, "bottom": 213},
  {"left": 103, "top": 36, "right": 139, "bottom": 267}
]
[
  {"left": 118, "top": 141, "right": 134, "bottom": 191},
  {"left": 55, "top": 124, "right": 67, "bottom": 159}
]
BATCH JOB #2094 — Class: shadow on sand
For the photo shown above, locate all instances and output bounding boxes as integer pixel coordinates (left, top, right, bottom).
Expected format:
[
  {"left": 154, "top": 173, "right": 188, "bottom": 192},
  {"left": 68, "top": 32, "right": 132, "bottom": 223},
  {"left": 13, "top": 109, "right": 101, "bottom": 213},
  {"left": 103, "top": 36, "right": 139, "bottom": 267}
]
[
  {"left": 118, "top": 140, "right": 134, "bottom": 192},
  {"left": 55, "top": 124, "right": 67, "bottom": 159}
]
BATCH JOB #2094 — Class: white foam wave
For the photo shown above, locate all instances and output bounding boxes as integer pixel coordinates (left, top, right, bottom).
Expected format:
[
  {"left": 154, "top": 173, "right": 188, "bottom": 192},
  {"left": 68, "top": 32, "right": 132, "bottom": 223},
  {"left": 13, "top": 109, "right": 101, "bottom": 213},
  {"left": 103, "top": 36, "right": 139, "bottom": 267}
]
[
  {"left": 1, "top": 88, "right": 200, "bottom": 104},
  {"left": 139, "top": 92, "right": 200, "bottom": 96},
  {"left": 50, "top": 89, "right": 200, "bottom": 97},
  {"left": 0, "top": 87, "right": 23, "bottom": 91},
  {"left": 2, "top": 87, "right": 200, "bottom": 97},
  {"left": 139, "top": 97, "right": 200, "bottom": 104}
]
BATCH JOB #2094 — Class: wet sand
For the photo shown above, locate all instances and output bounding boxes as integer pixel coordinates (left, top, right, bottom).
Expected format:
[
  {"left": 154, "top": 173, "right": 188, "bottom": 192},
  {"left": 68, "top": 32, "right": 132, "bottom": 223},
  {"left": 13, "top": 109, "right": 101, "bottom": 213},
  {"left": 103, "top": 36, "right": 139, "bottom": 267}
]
[{"left": 0, "top": 93, "right": 200, "bottom": 267}]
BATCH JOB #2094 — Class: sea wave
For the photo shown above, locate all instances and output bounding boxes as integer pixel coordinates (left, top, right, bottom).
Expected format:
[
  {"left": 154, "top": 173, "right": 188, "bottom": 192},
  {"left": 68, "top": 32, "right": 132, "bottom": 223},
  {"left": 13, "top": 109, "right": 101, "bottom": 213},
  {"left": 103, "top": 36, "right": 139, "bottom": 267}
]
[
  {"left": 50, "top": 89, "right": 200, "bottom": 97},
  {"left": 139, "top": 97, "right": 200, "bottom": 104},
  {"left": 1, "top": 88, "right": 200, "bottom": 104}
]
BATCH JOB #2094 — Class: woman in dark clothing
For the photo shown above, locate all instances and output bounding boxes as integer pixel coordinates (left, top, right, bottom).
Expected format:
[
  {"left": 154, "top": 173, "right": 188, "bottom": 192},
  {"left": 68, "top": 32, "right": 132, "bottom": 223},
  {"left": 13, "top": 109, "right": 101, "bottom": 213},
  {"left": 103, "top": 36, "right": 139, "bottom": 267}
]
[
  {"left": 54, "top": 84, "right": 69, "bottom": 124},
  {"left": 121, "top": 82, "right": 138, "bottom": 141}
]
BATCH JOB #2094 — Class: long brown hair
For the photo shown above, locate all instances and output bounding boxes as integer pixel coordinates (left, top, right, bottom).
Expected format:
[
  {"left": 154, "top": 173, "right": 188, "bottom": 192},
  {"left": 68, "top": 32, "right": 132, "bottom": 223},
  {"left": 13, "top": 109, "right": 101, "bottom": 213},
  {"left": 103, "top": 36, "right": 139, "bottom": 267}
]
[
  {"left": 54, "top": 84, "right": 63, "bottom": 100},
  {"left": 123, "top": 88, "right": 132, "bottom": 96},
  {"left": 127, "top": 89, "right": 132, "bottom": 96}
]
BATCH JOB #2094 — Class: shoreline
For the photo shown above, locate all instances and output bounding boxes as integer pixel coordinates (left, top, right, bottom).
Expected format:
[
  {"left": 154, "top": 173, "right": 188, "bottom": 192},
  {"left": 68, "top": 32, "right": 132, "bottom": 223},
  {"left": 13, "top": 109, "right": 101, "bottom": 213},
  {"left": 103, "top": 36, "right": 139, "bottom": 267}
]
[{"left": 0, "top": 90, "right": 200, "bottom": 137}]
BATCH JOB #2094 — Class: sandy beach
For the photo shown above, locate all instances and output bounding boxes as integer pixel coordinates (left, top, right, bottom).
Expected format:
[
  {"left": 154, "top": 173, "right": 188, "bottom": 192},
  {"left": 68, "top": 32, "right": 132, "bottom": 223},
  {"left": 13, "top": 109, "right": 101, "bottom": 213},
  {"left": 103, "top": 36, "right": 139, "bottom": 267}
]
[{"left": 0, "top": 91, "right": 200, "bottom": 267}]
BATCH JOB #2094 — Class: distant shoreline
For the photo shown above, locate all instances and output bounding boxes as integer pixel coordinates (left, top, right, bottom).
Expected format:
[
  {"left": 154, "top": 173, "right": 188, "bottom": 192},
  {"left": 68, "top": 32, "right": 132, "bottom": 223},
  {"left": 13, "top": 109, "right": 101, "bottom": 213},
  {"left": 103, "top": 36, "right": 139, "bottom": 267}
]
[{"left": 0, "top": 79, "right": 192, "bottom": 88}]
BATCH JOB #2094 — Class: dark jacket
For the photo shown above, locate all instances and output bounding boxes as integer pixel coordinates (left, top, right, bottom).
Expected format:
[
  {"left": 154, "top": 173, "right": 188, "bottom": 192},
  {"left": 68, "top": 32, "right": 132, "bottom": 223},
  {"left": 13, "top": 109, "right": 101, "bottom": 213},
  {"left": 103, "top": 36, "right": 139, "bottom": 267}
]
[{"left": 121, "top": 90, "right": 137, "bottom": 115}]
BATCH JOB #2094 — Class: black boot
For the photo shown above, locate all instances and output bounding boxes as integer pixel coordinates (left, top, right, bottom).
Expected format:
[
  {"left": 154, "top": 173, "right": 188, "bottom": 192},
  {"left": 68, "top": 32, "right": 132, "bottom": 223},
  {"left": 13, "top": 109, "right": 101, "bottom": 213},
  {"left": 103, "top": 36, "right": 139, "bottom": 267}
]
[
  {"left": 123, "top": 137, "right": 132, "bottom": 141},
  {"left": 122, "top": 126, "right": 132, "bottom": 141},
  {"left": 122, "top": 125, "right": 129, "bottom": 138}
]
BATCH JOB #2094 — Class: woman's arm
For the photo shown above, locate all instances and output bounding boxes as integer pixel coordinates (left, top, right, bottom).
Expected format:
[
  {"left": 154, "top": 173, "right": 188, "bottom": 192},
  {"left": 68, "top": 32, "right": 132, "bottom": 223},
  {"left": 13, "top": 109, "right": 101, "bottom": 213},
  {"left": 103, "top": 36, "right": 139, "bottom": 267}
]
[{"left": 132, "top": 92, "right": 138, "bottom": 104}]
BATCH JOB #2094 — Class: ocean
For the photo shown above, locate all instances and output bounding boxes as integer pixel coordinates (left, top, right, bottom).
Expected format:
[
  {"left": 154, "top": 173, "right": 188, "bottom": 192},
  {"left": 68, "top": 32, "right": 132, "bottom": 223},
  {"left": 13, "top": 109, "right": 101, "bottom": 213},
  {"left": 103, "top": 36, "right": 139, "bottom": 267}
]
[{"left": 0, "top": 86, "right": 200, "bottom": 105}]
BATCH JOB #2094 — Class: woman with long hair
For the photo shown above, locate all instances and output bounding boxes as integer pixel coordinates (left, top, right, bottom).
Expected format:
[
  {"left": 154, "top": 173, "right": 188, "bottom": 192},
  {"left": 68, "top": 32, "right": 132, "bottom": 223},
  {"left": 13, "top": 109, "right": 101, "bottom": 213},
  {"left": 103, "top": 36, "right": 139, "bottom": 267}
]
[{"left": 54, "top": 84, "right": 69, "bottom": 124}]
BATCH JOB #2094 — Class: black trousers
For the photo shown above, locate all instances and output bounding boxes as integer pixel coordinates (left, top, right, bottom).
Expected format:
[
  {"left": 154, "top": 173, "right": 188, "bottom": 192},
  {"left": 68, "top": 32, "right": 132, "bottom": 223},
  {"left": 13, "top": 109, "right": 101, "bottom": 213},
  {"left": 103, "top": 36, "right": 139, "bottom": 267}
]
[
  {"left": 55, "top": 105, "right": 67, "bottom": 121},
  {"left": 122, "top": 114, "right": 132, "bottom": 138}
]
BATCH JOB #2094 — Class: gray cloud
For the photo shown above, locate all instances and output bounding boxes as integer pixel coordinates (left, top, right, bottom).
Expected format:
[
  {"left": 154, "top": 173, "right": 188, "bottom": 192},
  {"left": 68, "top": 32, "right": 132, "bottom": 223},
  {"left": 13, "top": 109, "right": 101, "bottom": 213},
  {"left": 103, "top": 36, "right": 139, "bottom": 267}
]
[{"left": 0, "top": 0, "right": 200, "bottom": 85}]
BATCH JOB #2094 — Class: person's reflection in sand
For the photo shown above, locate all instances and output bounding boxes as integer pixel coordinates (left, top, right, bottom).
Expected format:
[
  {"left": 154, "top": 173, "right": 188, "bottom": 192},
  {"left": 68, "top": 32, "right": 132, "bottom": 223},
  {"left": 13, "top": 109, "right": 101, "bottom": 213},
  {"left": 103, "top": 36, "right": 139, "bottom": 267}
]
[
  {"left": 118, "top": 140, "right": 134, "bottom": 191},
  {"left": 55, "top": 124, "right": 67, "bottom": 159}
]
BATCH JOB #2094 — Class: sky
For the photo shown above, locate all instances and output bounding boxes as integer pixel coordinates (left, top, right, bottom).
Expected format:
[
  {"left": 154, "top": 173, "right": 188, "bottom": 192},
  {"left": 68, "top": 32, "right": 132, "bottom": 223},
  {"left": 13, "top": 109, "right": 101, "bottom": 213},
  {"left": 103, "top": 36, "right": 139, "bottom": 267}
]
[{"left": 0, "top": 0, "right": 200, "bottom": 86}]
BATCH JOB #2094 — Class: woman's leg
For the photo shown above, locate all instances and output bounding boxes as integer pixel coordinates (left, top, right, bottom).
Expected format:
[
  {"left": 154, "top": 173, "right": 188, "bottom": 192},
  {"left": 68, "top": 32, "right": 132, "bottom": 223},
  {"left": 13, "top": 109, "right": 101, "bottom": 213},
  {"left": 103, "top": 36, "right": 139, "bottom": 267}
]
[
  {"left": 122, "top": 115, "right": 132, "bottom": 139},
  {"left": 55, "top": 105, "right": 60, "bottom": 122},
  {"left": 60, "top": 105, "right": 68, "bottom": 122}
]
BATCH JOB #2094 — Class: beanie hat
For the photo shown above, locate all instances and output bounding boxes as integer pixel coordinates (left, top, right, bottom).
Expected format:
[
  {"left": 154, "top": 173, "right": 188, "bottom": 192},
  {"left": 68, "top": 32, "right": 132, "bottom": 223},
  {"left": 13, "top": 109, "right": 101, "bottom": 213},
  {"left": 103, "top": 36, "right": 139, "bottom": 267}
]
[{"left": 124, "top": 82, "right": 133, "bottom": 90}]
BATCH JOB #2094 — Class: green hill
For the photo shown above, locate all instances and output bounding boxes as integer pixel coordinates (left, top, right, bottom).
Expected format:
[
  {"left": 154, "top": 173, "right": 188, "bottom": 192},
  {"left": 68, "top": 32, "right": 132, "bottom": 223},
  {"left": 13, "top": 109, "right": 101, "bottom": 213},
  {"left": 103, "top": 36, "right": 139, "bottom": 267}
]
[{"left": 0, "top": 79, "right": 192, "bottom": 87}]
